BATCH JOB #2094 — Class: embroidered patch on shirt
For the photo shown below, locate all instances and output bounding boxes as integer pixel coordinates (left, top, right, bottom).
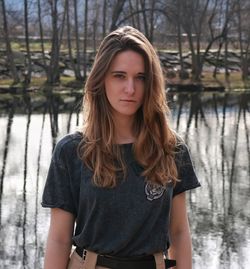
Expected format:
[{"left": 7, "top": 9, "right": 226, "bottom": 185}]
[{"left": 145, "top": 182, "right": 165, "bottom": 201}]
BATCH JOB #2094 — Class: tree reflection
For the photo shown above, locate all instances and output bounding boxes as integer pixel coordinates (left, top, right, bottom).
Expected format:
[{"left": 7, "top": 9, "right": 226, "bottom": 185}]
[
  {"left": 66, "top": 93, "right": 82, "bottom": 133},
  {"left": 34, "top": 105, "right": 47, "bottom": 267},
  {"left": 219, "top": 93, "right": 250, "bottom": 267},
  {"left": 178, "top": 92, "right": 250, "bottom": 268},
  {"left": 185, "top": 93, "right": 209, "bottom": 140},
  {"left": 241, "top": 93, "right": 250, "bottom": 185},
  {"left": 22, "top": 92, "right": 32, "bottom": 268},
  {"left": 0, "top": 103, "right": 15, "bottom": 226},
  {"left": 244, "top": 110, "right": 250, "bottom": 184},
  {"left": 0, "top": 91, "right": 249, "bottom": 269},
  {"left": 45, "top": 91, "right": 60, "bottom": 150},
  {"left": 175, "top": 93, "right": 186, "bottom": 131},
  {"left": 212, "top": 93, "right": 219, "bottom": 123}
]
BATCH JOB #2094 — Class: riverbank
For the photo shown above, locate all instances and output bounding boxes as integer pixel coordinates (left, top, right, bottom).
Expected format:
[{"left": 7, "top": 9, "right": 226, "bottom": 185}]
[
  {"left": 0, "top": 72, "right": 249, "bottom": 94},
  {"left": 0, "top": 49, "right": 249, "bottom": 93}
]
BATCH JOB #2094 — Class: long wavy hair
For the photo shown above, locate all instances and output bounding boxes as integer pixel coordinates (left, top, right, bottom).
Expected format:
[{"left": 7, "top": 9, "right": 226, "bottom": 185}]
[{"left": 78, "top": 26, "right": 178, "bottom": 187}]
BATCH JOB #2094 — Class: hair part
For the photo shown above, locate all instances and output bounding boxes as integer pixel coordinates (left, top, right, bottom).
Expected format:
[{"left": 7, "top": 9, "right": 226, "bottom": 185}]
[{"left": 78, "top": 26, "right": 178, "bottom": 187}]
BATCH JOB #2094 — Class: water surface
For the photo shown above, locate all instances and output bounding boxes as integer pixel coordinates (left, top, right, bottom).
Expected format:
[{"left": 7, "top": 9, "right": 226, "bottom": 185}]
[{"left": 0, "top": 92, "right": 249, "bottom": 269}]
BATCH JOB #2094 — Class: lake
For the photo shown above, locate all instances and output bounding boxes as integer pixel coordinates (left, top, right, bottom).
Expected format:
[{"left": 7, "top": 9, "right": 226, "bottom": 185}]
[{"left": 0, "top": 91, "right": 249, "bottom": 269}]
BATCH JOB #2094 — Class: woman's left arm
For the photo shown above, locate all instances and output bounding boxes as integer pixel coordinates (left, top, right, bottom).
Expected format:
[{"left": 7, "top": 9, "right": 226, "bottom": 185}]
[{"left": 168, "top": 192, "right": 192, "bottom": 269}]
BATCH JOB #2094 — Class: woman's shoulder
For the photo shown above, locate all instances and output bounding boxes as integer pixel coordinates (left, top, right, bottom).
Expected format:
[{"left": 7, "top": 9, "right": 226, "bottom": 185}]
[
  {"left": 173, "top": 134, "right": 192, "bottom": 162},
  {"left": 52, "top": 131, "right": 83, "bottom": 163},
  {"left": 57, "top": 131, "right": 82, "bottom": 147},
  {"left": 174, "top": 134, "right": 187, "bottom": 151}
]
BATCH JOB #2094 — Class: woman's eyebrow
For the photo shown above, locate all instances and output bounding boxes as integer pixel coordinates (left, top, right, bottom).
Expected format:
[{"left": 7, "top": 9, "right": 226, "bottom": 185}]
[
  {"left": 111, "top": 71, "right": 126, "bottom": 74},
  {"left": 111, "top": 71, "right": 145, "bottom": 75}
]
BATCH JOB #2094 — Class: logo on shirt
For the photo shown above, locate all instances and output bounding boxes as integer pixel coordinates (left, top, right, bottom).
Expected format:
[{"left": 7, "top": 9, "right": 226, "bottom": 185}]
[{"left": 145, "top": 182, "right": 165, "bottom": 201}]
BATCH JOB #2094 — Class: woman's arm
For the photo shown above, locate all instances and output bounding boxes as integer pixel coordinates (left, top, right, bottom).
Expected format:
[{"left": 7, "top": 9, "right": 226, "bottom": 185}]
[
  {"left": 44, "top": 208, "right": 75, "bottom": 269},
  {"left": 168, "top": 192, "right": 192, "bottom": 269}
]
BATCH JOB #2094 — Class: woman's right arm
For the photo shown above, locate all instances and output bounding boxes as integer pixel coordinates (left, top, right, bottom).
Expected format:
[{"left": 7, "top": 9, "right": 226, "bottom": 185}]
[{"left": 44, "top": 208, "right": 75, "bottom": 269}]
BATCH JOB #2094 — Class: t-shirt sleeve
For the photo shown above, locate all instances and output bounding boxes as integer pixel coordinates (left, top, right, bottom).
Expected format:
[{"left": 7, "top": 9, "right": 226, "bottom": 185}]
[
  {"left": 41, "top": 137, "right": 76, "bottom": 215},
  {"left": 173, "top": 143, "right": 201, "bottom": 197}
]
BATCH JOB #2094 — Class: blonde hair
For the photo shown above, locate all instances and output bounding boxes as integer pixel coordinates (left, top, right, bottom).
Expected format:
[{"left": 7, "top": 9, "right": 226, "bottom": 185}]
[{"left": 78, "top": 26, "right": 177, "bottom": 187}]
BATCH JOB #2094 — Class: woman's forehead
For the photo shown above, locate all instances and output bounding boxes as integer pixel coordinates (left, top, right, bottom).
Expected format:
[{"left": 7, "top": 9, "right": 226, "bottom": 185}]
[{"left": 108, "top": 50, "right": 145, "bottom": 72}]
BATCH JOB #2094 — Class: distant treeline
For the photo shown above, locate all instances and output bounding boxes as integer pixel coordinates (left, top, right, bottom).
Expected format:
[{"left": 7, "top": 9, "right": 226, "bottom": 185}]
[{"left": 0, "top": 0, "right": 250, "bottom": 85}]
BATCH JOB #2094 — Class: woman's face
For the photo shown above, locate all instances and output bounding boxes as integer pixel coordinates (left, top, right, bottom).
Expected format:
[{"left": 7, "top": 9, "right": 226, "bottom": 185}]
[{"left": 104, "top": 50, "right": 145, "bottom": 122}]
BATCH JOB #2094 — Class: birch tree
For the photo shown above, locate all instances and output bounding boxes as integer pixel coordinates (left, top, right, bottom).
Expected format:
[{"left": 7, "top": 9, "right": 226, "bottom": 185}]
[{"left": 0, "top": 0, "right": 19, "bottom": 84}]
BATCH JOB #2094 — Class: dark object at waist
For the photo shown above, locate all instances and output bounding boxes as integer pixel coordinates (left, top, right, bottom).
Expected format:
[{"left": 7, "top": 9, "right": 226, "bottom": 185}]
[{"left": 75, "top": 247, "right": 176, "bottom": 269}]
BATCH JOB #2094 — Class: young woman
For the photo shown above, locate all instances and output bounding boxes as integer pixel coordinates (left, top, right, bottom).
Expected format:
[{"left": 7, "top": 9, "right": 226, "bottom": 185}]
[{"left": 42, "top": 26, "right": 200, "bottom": 269}]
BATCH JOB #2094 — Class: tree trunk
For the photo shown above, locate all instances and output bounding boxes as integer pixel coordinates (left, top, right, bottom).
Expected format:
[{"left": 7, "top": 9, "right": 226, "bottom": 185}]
[
  {"left": 236, "top": 0, "right": 249, "bottom": 80},
  {"left": 92, "top": 0, "right": 99, "bottom": 54},
  {"left": 47, "top": 0, "right": 60, "bottom": 85},
  {"left": 83, "top": 0, "right": 89, "bottom": 79},
  {"left": 135, "top": 0, "right": 141, "bottom": 30},
  {"left": 128, "top": 0, "right": 136, "bottom": 27},
  {"left": 224, "top": 0, "right": 230, "bottom": 78},
  {"left": 185, "top": 28, "right": 199, "bottom": 81},
  {"left": 110, "top": 0, "right": 126, "bottom": 31},
  {"left": 37, "top": 0, "right": 47, "bottom": 74},
  {"left": 102, "top": 0, "right": 107, "bottom": 38},
  {"left": 66, "top": 0, "right": 77, "bottom": 78},
  {"left": 213, "top": 40, "right": 223, "bottom": 78},
  {"left": 0, "top": 0, "right": 19, "bottom": 84},
  {"left": 149, "top": 0, "right": 156, "bottom": 43},
  {"left": 59, "top": 0, "right": 67, "bottom": 48},
  {"left": 140, "top": 0, "right": 149, "bottom": 38},
  {"left": 176, "top": 0, "right": 184, "bottom": 74},
  {"left": 73, "top": 0, "right": 82, "bottom": 80},
  {"left": 24, "top": 0, "right": 32, "bottom": 84}
]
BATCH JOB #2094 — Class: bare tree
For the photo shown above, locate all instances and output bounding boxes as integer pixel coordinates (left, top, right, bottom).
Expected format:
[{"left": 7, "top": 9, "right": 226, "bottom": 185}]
[
  {"left": 140, "top": 0, "right": 149, "bottom": 38},
  {"left": 109, "top": 0, "right": 126, "bottom": 31},
  {"left": 37, "top": 0, "right": 47, "bottom": 74},
  {"left": 176, "top": 0, "right": 184, "bottom": 74},
  {"left": 224, "top": 0, "right": 231, "bottom": 78},
  {"left": 92, "top": 0, "right": 100, "bottom": 54},
  {"left": 128, "top": 0, "right": 136, "bottom": 28},
  {"left": 24, "top": 0, "right": 32, "bottom": 84},
  {"left": 83, "top": 0, "right": 88, "bottom": 79},
  {"left": 47, "top": 0, "right": 60, "bottom": 84},
  {"left": 235, "top": 0, "right": 250, "bottom": 80},
  {"left": 135, "top": 0, "right": 142, "bottom": 30},
  {"left": 148, "top": 0, "right": 156, "bottom": 42},
  {"left": 166, "top": 0, "right": 236, "bottom": 81},
  {"left": 73, "top": 0, "right": 82, "bottom": 80},
  {"left": 2, "top": 0, "right": 249, "bottom": 86},
  {"left": 58, "top": 0, "right": 67, "bottom": 47},
  {"left": 0, "top": 0, "right": 19, "bottom": 84},
  {"left": 181, "top": 0, "right": 211, "bottom": 81},
  {"left": 102, "top": 0, "right": 107, "bottom": 38},
  {"left": 65, "top": 0, "right": 75, "bottom": 78}
]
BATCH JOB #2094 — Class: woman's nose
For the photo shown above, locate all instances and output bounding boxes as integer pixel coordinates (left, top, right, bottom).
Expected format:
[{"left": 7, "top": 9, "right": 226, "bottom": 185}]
[{"left": 124, "top": 79, "right": 135, "bottom": 95}]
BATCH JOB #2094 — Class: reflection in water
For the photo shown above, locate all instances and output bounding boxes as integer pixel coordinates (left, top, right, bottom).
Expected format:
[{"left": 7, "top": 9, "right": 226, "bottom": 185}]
[
  {"left": 212, "top": 93, "right": 219, "bottom": 123},
  {"left": 0, "top": 92, "right": 249, "bottom": 269},
  {"left": 0, "top": 104, "right": 15, "bottom": 226},
  {"left": 34, "top": 106, "right": 46, "bottom": 268},
  {"left": 186, "top": 93, "right": 208, "bottom": 131},
  {"left": 46, "top": 91, "right": 60, "bottom": 150},
  {"left": 241, "top": 95, "right": 250, "bottom": 179},
  {"left": 22, "top": 93, "right": 32, "bottom": 268}
]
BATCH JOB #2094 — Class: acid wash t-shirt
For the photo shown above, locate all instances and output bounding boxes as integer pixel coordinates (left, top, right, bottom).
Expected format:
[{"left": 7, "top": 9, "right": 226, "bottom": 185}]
[{"left": 42, "top": 132, "right": 200, "bottom": 257}]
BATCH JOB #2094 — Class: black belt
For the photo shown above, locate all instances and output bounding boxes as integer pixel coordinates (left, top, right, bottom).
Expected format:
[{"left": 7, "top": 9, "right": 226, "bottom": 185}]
[{"left": 75, "top": 247, "right": 176, "bottom": 269}]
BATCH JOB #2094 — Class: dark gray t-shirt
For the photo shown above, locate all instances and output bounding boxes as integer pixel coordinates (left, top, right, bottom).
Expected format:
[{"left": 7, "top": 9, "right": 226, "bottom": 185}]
[{"left": 42, "top": 132, "right": 200, "bottom": 257}]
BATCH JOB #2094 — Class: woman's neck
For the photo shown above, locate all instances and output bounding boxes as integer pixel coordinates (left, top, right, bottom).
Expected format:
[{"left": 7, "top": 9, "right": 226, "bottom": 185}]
[{"left": 113, "top": 115, "right": 135, "bottom": 144}]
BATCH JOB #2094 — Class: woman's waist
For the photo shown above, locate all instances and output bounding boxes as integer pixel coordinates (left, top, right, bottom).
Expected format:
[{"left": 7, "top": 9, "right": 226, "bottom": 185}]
[{"left": 75, "top": 247, "right": 176, "bottom": 269}]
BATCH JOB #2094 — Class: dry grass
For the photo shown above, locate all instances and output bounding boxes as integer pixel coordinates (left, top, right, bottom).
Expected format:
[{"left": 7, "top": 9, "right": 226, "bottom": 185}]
[
  {"left": 0, "top": 76, "right": 84, "bottom": 90},
  {"left": 167, "top": 71, "right": 250, "bottom": 90}
]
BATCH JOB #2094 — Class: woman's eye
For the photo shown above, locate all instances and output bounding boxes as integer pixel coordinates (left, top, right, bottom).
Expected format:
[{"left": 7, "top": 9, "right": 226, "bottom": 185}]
[
  {"left": 137, "top": 75, "right": 145, "bottom": 81},
  {"left": 114, "top": 74, "right": 125, "bottom": 79}
]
